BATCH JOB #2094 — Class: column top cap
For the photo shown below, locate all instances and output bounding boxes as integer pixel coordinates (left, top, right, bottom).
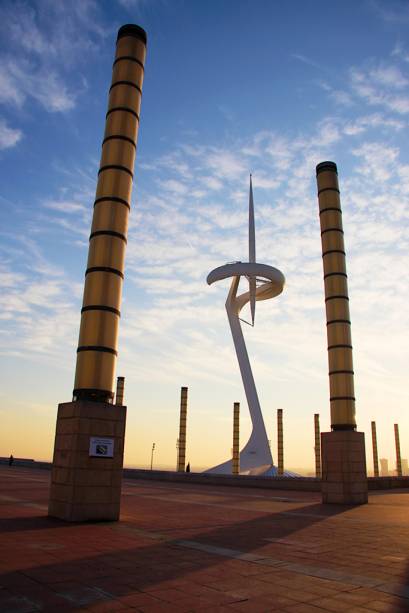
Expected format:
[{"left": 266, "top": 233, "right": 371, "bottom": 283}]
[
  {"left": 316, "top": 161, "right": 338, "bottom": 176},
  {"left": 117, "top": 24, "right": 147, "bottom": 45}
]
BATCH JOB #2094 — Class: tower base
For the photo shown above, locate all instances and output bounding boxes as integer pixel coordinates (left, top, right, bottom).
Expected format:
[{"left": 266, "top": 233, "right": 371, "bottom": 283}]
[
  {"left": 48, "top": 401, "right": 126, "bottom": 522},
  {"left": 321, "top": 430, "right": 368, "bottom": 505}
]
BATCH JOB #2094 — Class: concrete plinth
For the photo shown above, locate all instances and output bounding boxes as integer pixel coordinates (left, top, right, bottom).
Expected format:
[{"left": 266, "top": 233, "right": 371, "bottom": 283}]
[
  {"left": 48, "top": 401, "right": 126, "bottom": 521},
  {"left": 321, "top": 430, "right": 368, "bottom": 505}
]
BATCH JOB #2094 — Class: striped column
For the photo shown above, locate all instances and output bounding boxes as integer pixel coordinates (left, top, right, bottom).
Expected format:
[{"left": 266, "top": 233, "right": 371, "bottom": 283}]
[
  {"left": 177, "top": 387, "right": 188, "bottom": 472},
  {"left": 115, "top": 376, "right": 125, "bottom": 406},
  {"left": 277, "top": 408, "right": 283, "bottom": 476},
  {"left": 371, "top": 421, "right": 379, "bottom": 477},
  {"left": 394, "top": 423, "right": 402, "bottom": 477},
  {"left": 314, "top": 413, "right": 321, "bottom": 478},
  {"left": 316, "top": 161, "right": 356, "bottom": 430},
  {"left": 232, "top": 402, "right": 240, "bottom": 475},
  {"left": 73, "top": 24, "right": 146, "bottom": 403}
]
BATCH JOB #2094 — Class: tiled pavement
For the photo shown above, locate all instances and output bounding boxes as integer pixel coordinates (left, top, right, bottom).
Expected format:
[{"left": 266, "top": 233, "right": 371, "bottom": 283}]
[{"left": 0, "top": 467, "right": 408, "bottom": 612}]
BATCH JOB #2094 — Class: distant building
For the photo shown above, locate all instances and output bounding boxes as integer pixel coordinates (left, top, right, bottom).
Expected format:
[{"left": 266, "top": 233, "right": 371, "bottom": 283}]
[
  {"left": 380, "top": 458, "right": 389, "bottom": 476},
  {"left": 401, "top": 459, "right": 408, "bottom": 476}
]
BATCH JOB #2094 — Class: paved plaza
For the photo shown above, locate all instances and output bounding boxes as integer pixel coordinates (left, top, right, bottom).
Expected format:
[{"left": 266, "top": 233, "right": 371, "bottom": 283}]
[{"left": 0, "top": 466, "right": 408, "bottom": 612}]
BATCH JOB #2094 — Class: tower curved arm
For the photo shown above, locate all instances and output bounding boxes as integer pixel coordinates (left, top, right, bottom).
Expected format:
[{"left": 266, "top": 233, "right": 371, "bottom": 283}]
[{"left": 207, "top": 263, "right": 285, "bottom": 310}]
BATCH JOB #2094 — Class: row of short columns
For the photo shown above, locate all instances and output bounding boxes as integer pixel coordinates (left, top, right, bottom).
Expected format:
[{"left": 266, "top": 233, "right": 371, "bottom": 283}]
[{"left": 173, "top": 390, "right": 404, "bottom": 478}]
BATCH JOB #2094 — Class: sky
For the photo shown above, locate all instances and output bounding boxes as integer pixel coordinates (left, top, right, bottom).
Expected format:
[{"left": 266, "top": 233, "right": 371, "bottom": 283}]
[{"left": 0, "top": 0, "right": 408, "bottom": 474}]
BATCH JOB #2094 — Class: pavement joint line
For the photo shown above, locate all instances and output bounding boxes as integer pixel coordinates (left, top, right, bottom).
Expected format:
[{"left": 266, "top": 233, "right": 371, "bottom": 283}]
[
  {"left": 123, "top": 491, "right": 409, "bottom": 529},
  {"left": 0, "top": 595, "right": 41, "bottom": 612},
  {"left": 0, "top": 494, "right": 48, "bottom": 511},
  {"left": 170, "top": 538, "right": 409, "bottom": 599},
  {"left": 123, "top": 491, "right": 319, "bottom": 514},
  {"left": 113, "top": 523, "right": 170, "bottom": 541},
  {"left": 124, "top": 481, "right": 306, "bottom": 502},
  {"left": 56, "top": 586, "right": 114, "bottom": 606},
  {"left": 0, "top": 475, "right": 47, "bottom": 483},
  {"left": 111, "top": 521, "right": 409, "bottom": 597},
  {"left": 263, "top": 537, "right": 326, "bottom": 551}
]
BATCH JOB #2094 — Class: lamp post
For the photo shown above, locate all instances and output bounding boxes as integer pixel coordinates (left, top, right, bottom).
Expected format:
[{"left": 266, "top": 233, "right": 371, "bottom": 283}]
[{"left": 150, "top": 443, "right": 156, "bottom": 470}]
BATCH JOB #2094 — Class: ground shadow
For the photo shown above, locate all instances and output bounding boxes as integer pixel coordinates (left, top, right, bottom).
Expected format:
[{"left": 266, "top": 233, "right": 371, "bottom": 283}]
[
  {"left": 0, "top": 515, "right": 87, "bottom": 534},
  {"left": 0, "top": 496, "right": 350, "bottom": 605}
]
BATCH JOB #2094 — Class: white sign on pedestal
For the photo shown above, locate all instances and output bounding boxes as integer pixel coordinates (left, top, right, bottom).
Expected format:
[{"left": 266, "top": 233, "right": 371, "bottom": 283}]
[{"left": 89, "top": 437, "right": 114, "bottom": 458}]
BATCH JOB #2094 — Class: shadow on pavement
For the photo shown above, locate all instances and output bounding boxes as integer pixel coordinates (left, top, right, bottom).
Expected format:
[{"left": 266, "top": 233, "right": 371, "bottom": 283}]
[{"left": 0, "top": 499, "right": 349, "bottom": 599}]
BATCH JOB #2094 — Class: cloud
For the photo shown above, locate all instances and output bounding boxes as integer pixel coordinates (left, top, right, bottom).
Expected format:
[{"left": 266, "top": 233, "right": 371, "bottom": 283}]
[
  {"left": 391, "top": 41, "right": 409, "bottom": 63},
  {"left": 158, "top": 179, "right": 189, "bottom": 195},
  {"left": 291, "top": 53, "right": 323, "bottom": 71},
  {"left": 330, "top": 89, "right": 354, "bottom": 107},
  {"left": 0, "top": 119, "right": 22, "bottom": 149},
  {"left": 350, "top": 65, "right": 409, "bottom": 114},
  {"left": 0, "top": 258, "right": 79, "bottom": 362},
  {"left": 369, "top": 0, "right": 409, "bottom": 23},
  {"left": 200, "top": 176, "right": 223, "bottom": 191},
  {"left": 206, "top": 150, "right": 247, "bottom": 180},
  {"left": 369, "top": 64, "right": 408, "bottom": 89},
  {"left": 117, "top": 0, "right": 147, "bottom": 8},
  {"left": 43, "top": 200, "right": 87, "bottom": 214},
  {"left": 1, "top": 1, "right": 107, "bottom": 62},
  {"left": 343, "top": 113, "right": 405, "bottom": 135},
  {"left": 352, "top": 141, "right": 399, "bottom": 182},
  {"left": 0, "top": 1, "right": 107, "bottom": 114},
  {"left": 0, "top": 56, "right": 76, "bottom": 114}
]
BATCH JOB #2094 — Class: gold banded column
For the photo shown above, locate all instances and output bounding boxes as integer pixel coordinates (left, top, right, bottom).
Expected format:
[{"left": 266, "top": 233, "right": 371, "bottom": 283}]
[
  {"left": 314, "top": 414, "right": 321, "bottom": 478},
  {"left": 49, "top": 24, "right": 147, "bottom": 522},
  {"left": 177, "top": 387, "right": 188, "bottom": 472},
  {"left": 371, "top": 421, "right": 379, "bottom": 477},
  {"left": 394, "top": 423, "right": 402, "bottom": 477},
  {"left": 232, "top": 402, "right": 240, "bottom": 475},
  {"left": 116, "top": 376, "right": 125, "bottom": 406},
  {"left": 277, "top": 408, "right": 283, "bottom": 476},
  {"left": 317, "top": 161, "right": 367, "bottom": 505},
  {"left": 317, "top": 162, "right": 355, "bottom": 430},
  {"left": 73, "top": 24, "right": 147, "bottom": 403}
]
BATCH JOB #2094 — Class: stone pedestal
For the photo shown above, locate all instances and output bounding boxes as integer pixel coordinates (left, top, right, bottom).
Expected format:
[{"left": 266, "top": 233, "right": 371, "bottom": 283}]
[
  {"left": 321, "top": 430, "right": 368, "bottom": 504},
  {"left": 48, "top": 401, "right": 126, "bottom": 521}
]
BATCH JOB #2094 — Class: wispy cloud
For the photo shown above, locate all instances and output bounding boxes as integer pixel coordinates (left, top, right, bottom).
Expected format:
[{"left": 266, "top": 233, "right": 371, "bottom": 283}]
[
  {"left": 117, "top": 0, "right": 147, "bottom": 8},
  {"left": 352, "top": 141, "right": 399, "bottom": 182},
  {"left": 0, "top": 1, "right": 107, "bottom": 114},
  {"left": 391, "top": 41, "right": 409, "bottom": 63},
  {"left": 0, "top": 58, "right": 76, "bottom": 112},
  {"left": 369, "top": 0, "right": 409, "bottom": 23},
  {"left": 291, "top": 53, "right": 323, "bottom": 71},
  {"left": 0, "top": 118, "right": 22, "bottom": 149},
  {"left": 43, "top": 200, "right": 87, "bottom": 214},
  {"left": 350, "top": 64, "right": 409, "bottom": 114},
  {"left": 343, "top": 113, "right": 404, "bottom": 135}
]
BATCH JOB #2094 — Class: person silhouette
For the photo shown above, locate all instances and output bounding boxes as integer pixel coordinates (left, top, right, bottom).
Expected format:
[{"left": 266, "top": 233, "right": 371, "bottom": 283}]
[
  {"left": 186, "top": 462, "right": 190, "bottom": 473},
  {"left": 8, "top": 454, "right": 14, "bottom": 466}
]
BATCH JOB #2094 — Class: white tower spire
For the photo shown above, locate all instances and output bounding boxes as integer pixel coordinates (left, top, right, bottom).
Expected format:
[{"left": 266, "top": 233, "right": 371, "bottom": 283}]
[
  {"left": 249, "top": 174, "right": 256, "bottom": 263},
  {"left": 249, "top": 174, "right": 256, "bottom": 325}
]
